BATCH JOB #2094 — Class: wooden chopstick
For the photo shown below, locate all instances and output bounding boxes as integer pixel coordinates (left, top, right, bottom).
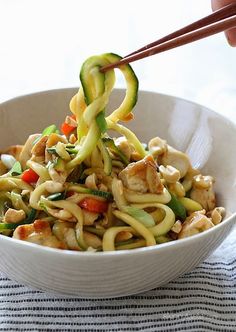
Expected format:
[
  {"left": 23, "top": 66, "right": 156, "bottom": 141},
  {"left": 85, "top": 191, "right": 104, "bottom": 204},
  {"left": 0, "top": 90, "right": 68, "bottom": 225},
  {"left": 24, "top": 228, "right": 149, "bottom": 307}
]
[
  {"left": 126, "top": 3, "right": 236, "bottom": 57},
  {"left": 100, "top": 4, "right": 236, "bottom": 73}
]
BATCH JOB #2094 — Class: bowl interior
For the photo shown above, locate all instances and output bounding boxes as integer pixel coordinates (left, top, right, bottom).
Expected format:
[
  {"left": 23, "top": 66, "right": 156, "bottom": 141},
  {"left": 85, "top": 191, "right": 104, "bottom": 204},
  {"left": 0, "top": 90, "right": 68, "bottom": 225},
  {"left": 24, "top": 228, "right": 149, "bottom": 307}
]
[{"left": 0, "top": 88, "right": 235, "bottom": 213}]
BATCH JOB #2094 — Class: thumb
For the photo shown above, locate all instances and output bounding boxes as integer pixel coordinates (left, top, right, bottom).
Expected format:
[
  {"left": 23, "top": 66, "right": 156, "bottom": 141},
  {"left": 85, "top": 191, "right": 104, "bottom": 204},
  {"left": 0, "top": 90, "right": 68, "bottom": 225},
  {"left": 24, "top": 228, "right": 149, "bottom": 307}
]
[{"left": 211, "top": 0, "right": 236, "bottom": 46}]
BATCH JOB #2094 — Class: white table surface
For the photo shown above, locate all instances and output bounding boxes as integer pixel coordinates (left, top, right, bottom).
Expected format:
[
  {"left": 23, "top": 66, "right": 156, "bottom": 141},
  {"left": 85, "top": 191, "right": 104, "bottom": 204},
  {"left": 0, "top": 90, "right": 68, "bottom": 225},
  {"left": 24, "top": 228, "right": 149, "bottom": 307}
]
[{"left": 0, "top": 0, "right": 236, "bottom": 122}]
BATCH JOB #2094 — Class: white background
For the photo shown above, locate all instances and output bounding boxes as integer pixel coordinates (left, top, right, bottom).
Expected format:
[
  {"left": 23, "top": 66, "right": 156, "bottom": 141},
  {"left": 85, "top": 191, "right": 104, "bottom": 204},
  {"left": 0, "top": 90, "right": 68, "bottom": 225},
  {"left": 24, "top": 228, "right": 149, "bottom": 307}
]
[{"left": 0, "top": 0, "right": 235, "bottom": 121}]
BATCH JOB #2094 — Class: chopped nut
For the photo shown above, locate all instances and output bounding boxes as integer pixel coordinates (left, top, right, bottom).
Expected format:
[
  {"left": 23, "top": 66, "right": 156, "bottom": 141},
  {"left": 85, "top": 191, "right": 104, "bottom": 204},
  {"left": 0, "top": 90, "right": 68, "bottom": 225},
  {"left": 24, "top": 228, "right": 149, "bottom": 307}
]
[
  {"left": 85, "top": 173, "right": 98, "bottom": 190},
  {"left": 148, "top": 136, "right": 167, "bottom": 158},
  {"left": 193, "top": 174, "right": 214, "bottom": 189},
  {"left": 21, "top": 190, "right": 30, "bottom": 196},
  {"left": 171, "top": 220, "right": 182, "bottom": 234},
  {"left": 208, "top": 207, "right": 226, "bottom": 225},
  {"left": 65, "top": 115, "right": 77, "bottom": 127},
  {"left": 115, "top": 137, "right": 132, "bottom": 160},
  {"left": 116, "top": 231, "right": 133, "bottom": 242},
  {"left": 168, "top": 181, "right": 185, "bottom": 197},
  {"left": 46, "top": 133, "right": 67, "bottom": 148},
  {"left": 161, "top": 146, "right": 191, "bottom": 178},
  {"left": 69, "top": 134, "right": 77, "bottom": 144},
  {"left": 159, "top": 165, "right": 180, "bottom": 183},
  {"left": 4, "top": 208, "right": 26, "bottom": 223}
]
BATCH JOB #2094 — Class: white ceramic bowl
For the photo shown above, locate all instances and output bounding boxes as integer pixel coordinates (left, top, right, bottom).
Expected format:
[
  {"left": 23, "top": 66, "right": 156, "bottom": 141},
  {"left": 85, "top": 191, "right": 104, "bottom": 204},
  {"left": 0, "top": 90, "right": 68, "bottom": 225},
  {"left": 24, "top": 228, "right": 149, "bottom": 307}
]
[{"left": 0, "top": 88, "right": 235, "bottom": 298}]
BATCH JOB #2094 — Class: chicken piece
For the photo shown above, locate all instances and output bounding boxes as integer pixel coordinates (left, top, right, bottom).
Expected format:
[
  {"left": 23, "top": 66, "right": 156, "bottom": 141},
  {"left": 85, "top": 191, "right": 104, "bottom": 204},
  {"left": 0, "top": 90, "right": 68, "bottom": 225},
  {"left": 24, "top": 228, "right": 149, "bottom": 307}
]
[
  {"left": 13, "top": 219, "right": 66, "bottom": 249},
  {"left": 190, "top": 175, "right": 216, "bottom": 211},
  {"left": 178, "top": 210, "right": 214, "bottom": 239},
  {"left": 19, "top": 134, "right": 41, "bottom": 169},
  {"left": 161, "top": 146, "right": 191, "bottom": 178},
  {"left": 4, "top": 208, "right": 26, "bottom": 223},
  {"left": 119, "top": 155, "right": 163, "bottom": 194}
]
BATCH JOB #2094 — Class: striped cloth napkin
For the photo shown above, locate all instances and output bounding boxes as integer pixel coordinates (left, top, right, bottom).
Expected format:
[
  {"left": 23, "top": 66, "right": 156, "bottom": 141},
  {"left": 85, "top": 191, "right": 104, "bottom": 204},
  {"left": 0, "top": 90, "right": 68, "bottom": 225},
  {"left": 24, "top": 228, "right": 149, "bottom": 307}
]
[{"left": 0, "top": 227, "right": 236, "bottom": 332}]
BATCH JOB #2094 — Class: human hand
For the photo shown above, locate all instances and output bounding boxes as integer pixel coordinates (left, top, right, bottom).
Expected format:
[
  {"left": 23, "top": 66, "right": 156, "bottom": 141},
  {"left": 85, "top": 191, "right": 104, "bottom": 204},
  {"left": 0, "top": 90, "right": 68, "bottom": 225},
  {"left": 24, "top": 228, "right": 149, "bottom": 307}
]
[{"left": 211, "top": 0, "right": 236, "bottom": 46}]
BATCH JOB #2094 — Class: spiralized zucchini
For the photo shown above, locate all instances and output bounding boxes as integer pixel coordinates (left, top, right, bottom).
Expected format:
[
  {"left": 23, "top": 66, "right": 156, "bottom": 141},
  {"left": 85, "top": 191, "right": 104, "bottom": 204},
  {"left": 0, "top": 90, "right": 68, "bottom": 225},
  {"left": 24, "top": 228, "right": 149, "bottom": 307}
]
[{"left": 0, "top": 53, "right": 225, "bottom": 251}]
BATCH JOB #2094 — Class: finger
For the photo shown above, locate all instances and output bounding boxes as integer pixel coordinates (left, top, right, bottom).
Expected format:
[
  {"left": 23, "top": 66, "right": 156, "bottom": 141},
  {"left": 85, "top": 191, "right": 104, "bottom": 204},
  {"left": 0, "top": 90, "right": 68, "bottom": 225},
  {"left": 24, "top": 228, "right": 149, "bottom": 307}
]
[{"left": 211, "top": 0, "right": 236, "bottom": 46}]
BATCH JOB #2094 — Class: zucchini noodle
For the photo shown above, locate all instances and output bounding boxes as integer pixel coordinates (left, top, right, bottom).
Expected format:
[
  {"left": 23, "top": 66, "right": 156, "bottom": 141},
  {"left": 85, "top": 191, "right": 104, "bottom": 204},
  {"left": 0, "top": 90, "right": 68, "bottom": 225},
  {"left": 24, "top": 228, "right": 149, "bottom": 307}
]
[
  {"left": 116, "top": 239, "right": 146, "bottom": 250},
  {"left": 0, "top": 52, "right": 224, "bottom": 251},
  {"left": 130, "top": 203, "right": 175, "bottom": 237},
  {"left": 103, "top": 226, "right": 135, "bottom": 251},
  {"left": 124, "top": 188, "right": 171, "bottom": 204},
  {"left": 10, "top": 191, "right": 31, "bottom": 215},
  {"left": 66, "top": 122, "right": 100, "bottom": 169},
  {"left": 0, "top": 178, "right": 33, "bottom": 191},
  {"left": 112, "top": 210, "right": 156, "bottom": 247},
  {"left": 29, "top": 183, "right": 50, "bottom": 210},
  {"left": 107, "top": 119, "right": 146, "bottom": 158},
  {"left": 26, "top": 160, "right": 51, "bottom": 181}
]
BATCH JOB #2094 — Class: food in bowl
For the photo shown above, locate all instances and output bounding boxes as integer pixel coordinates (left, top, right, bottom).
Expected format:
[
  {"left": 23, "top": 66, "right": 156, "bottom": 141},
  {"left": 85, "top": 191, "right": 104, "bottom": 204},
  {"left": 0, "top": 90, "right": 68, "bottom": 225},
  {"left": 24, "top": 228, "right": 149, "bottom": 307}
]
[{"left": 0, "top": 53, "right": 225, "bottom": 252}]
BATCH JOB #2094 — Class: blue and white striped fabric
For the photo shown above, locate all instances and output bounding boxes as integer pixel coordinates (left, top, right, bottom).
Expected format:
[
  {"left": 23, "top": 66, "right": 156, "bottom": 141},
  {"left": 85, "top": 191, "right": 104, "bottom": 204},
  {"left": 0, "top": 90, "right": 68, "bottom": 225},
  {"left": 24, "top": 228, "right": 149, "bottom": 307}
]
[{"left": 1, "top": 228, "right": 236, "bottom": 332}]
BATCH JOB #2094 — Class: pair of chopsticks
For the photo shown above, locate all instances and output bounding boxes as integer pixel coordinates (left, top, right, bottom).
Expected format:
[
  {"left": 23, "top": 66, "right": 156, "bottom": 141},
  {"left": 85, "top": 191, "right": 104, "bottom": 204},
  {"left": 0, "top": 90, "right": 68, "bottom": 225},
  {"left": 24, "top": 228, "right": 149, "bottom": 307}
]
[{"left": 101, "top": 3, "right": 236, "bottom": 72}]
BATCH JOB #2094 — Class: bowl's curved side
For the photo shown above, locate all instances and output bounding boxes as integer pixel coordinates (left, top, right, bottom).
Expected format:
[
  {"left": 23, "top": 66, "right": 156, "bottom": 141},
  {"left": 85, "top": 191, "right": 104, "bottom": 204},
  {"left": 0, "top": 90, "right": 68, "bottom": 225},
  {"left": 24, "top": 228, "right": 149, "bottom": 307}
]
[
  {"left": 0, "top": 87, "right": 77, "bottom": 147},
  {"left": 0, "top": 214, "right": 235, "bottom": 298},
  {"left": 0, "top": 88, "right": 236, "bottom": 297}
]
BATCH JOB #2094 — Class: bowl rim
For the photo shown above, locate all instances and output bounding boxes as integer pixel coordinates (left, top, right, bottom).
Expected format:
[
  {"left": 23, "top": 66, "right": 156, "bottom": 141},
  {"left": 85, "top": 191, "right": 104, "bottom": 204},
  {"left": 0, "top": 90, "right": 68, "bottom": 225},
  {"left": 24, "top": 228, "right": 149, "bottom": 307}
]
[
  {"left": 0, "top": 87, "right": 235, "bottom": 258},
  {"left": 1, "top": 86, "right": 236, "bottom": 135},
  {"left": 1, "top": 86, "right": 236, "bottom": 130},
  {"left": 0, "top": 212, "right": 235, "bottom": 258}
]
